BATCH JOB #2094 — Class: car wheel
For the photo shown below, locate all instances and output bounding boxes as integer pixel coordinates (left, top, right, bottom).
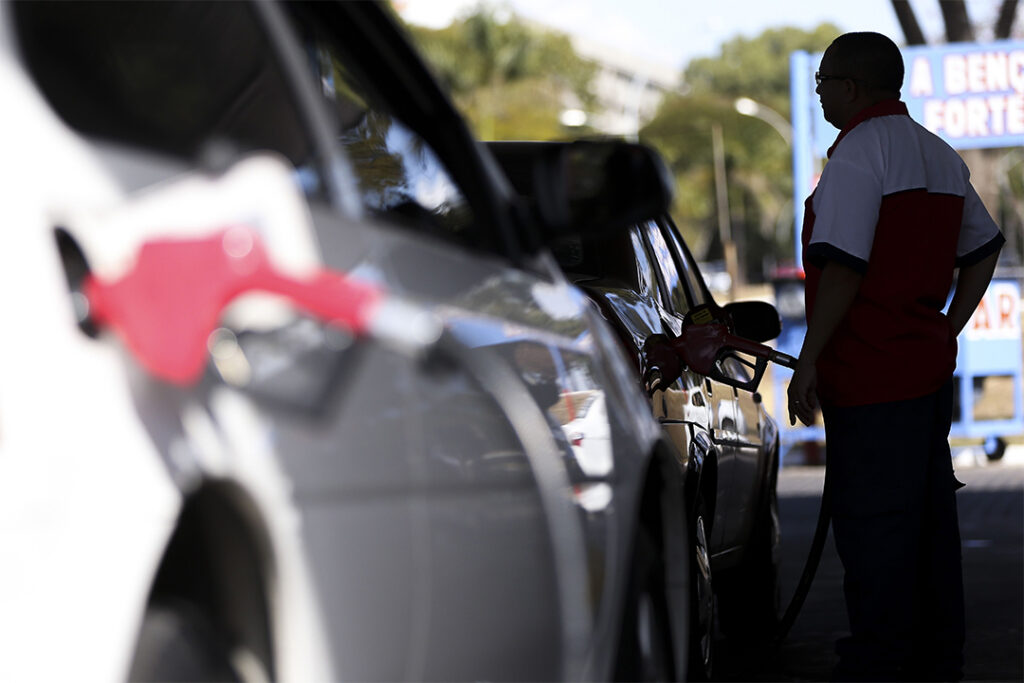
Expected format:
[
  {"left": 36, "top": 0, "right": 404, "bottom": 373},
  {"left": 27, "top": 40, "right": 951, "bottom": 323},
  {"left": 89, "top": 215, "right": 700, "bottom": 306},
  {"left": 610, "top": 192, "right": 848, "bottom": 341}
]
[
  {"left": 984, "top": 436, "right": 1007, "bottom": 462},
  {"left": 687, "top": 497, "right": 715, "bottom": 681},
  {"left": 614, "top": 522, "right": 676, "bottom": 682},
  {"left": 128, "top": 600, "right": 239, "bottom": 682},
  {"left": 717, "top": 462, "right": 781, "bottom": 646}
]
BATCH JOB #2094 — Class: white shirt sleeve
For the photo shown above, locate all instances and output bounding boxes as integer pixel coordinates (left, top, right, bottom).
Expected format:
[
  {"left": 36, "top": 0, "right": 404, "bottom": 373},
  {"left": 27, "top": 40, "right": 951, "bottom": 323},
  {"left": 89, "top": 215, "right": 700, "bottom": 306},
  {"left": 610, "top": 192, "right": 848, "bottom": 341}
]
[
  {"left": 809, "top": 128, "right": 884, "bottom": 269},
  {"left": 957, "top": 181, "right": 1001, "bottom": 264}
]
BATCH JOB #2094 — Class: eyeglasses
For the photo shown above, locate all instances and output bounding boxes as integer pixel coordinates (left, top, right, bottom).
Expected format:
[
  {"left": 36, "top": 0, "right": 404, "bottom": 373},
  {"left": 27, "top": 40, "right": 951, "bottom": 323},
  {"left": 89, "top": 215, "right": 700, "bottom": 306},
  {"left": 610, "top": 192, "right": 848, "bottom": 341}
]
[{"left": 815, "top": 71, "right": 857, "bottom": 86}]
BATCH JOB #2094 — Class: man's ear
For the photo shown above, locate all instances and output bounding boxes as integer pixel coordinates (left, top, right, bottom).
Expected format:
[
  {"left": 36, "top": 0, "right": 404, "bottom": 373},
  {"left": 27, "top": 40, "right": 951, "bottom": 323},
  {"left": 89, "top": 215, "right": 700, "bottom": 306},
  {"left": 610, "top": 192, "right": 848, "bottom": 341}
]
[{"left": 843, "top": 78, "right": 859, "bottom": 101}]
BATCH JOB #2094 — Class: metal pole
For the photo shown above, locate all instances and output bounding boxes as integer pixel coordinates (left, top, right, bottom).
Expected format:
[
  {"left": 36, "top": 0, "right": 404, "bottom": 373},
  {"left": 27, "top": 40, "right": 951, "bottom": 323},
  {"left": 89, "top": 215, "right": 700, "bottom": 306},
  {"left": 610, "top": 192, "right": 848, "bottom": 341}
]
[
  {"left": 790, "top": 51, "right": 814, "bottom": 270},
  {"left": 712, "top": 123, "right": 738, "bottom": 298}
]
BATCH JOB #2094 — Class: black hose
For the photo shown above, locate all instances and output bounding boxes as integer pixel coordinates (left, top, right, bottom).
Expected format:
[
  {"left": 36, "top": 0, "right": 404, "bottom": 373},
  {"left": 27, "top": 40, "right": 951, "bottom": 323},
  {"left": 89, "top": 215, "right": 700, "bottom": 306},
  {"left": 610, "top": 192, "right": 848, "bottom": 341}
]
[{"left": 774, "top": 457, "right": 832, "bottom": 648}]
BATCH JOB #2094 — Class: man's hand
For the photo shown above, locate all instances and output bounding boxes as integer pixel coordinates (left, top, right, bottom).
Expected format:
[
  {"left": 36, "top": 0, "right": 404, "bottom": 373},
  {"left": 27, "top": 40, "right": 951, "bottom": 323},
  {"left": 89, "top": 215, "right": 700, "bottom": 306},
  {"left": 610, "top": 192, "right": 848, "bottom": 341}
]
[
  {"left": 947, "top": 249, "right": 1000, "bottom": 337},
  {"left": 787, "top": 359, "right": 819, "bottom": 426},
  {"left": 788, "top": 260, "right": 862, "bottom": 426}
]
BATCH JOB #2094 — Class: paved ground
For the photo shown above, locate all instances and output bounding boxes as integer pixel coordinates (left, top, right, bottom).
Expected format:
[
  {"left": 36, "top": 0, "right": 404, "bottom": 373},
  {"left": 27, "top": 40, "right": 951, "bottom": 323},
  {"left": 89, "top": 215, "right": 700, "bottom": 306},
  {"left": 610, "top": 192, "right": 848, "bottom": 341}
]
[{"left": 714, "top": 458, "right": 1024, "bottom": 682}]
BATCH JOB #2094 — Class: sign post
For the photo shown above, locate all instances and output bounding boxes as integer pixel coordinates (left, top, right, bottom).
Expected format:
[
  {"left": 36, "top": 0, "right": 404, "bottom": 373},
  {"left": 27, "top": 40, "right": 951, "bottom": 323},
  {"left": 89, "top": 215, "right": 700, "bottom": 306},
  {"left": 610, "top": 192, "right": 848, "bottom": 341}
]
[{"left": 952, "top": 280, "right": 1024, "bottom": 440}]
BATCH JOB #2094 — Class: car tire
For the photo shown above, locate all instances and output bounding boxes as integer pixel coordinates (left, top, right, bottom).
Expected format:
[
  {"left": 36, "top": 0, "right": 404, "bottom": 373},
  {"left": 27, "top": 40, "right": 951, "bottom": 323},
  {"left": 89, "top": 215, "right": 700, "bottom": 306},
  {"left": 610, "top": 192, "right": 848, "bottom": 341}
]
[
  {"left": 687, "top": 496, "right": 715, "bottom": 681},
  {"left": 128, "top": 600, "right": 239, "bottom": 682},
  {"left": 716, "top": 460, "right": 781, "bottom": 647},
  {"left": 614, "top": 520, "right": 676, "bottom": 682},
  {"left": 984, "top": 436, "right": 1007, "bottom": 462}
]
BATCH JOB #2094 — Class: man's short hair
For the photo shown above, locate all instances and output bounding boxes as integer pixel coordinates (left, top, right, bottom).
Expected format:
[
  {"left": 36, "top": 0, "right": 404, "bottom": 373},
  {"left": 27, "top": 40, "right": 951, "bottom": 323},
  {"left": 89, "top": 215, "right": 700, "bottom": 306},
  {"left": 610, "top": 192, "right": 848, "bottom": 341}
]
[{"left": 828, "top": 32, "right": 904, "bottom": 94}]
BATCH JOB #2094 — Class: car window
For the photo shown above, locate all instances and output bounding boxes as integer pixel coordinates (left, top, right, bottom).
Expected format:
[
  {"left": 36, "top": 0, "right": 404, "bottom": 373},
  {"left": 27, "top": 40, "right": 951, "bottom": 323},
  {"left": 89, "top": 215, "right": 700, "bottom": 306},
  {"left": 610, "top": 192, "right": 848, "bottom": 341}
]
[
  {"left": 14, "top": 1, "right": 324, "bottom": 198},
  {"left": 661, "top": 219, "right": 711, "bottom": 307},
  {"left": 630, "top": 227, "right": 662, "bottom": 302},
  {"left": 290, "top": 19, "right": 477, "bottom": 248},
  {"left": 641, "top": 220, "right": 690, "bottom": 316}
]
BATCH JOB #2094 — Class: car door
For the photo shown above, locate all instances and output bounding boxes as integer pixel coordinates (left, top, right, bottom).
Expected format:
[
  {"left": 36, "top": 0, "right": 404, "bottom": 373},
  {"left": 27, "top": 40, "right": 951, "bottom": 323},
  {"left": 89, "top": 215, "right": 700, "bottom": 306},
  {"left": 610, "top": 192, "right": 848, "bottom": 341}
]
[
  {"left": 9, "top": 1, "right": 590, "bottom": 679},
  {"left": 639, "top": 219, "right": 745, "bottom": 554},
  {"left": 282, "top": 6, "right": 651, "bottom": 679},
  {"left": 603, "top": 225, "right": 705, "bottom": 455},
  {"left": 657, "top": 217, "right": 767, "bottom": 553}
]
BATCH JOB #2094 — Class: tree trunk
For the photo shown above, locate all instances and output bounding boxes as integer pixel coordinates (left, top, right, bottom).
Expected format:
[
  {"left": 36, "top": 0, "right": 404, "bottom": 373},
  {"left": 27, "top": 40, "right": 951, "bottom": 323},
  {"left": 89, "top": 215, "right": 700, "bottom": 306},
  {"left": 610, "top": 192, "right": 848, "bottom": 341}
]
[
  {"left": 995, "top": 0, "right": 1019, "bottom": 39},
  {"left": 941, "top": 0, "right": 975, "bottom": 42},
  {"left": 890, "top": 0, "right": 926, "bottom": 45}
]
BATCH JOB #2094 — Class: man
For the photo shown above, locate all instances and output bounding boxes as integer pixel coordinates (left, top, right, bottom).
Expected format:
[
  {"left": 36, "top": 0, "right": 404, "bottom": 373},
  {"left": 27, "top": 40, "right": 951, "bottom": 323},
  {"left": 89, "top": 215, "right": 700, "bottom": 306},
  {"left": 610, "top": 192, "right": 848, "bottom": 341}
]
[{"left": 787, "top": 32, "right": 1004, "bottom": 682}]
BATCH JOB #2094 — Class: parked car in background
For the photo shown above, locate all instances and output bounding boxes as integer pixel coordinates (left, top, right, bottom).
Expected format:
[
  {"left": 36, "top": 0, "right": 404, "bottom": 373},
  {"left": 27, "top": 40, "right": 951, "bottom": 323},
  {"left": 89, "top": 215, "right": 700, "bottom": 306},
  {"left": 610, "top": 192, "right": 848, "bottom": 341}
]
[
  {"left": 0, "top": 2, "right": 696, "bottom": 681},
  {"left": 489, "top": 140, "right": 785, "bottom": 678}
]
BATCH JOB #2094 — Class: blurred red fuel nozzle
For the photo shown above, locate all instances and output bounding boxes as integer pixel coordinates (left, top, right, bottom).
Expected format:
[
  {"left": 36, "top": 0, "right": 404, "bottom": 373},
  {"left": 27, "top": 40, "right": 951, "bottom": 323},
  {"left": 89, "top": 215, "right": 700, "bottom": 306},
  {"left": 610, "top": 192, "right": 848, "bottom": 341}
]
[{"left": 84, "top": 227, "right": 441, "bottom": 386}]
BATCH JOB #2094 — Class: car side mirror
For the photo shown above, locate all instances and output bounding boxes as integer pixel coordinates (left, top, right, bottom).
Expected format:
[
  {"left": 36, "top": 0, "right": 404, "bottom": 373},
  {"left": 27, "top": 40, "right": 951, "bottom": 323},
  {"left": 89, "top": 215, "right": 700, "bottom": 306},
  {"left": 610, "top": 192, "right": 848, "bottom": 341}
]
[
  {"left": 486, "top": 140, "right": 673, "bottom": 240},
  {"left": 724, "top": 300, "right": 782, "bottom": 343}
]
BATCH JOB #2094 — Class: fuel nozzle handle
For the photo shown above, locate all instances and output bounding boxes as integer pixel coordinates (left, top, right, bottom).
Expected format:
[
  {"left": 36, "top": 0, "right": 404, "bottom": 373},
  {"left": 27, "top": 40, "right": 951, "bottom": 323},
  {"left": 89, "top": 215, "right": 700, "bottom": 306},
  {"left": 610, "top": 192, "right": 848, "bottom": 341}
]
[
  {"left": 641, "top": 304, "right": 796, "bottom": 395},
  {"left": 767, "top": 348, "right": 798, "bottom": 369}
]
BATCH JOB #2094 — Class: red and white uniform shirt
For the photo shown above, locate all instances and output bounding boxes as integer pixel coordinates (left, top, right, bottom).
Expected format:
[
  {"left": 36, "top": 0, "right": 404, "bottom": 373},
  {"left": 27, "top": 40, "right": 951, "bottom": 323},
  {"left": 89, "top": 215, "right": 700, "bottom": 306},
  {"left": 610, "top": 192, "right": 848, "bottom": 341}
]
[{"left": 802, "top": 99, "right": 1004, "bottom": 407}]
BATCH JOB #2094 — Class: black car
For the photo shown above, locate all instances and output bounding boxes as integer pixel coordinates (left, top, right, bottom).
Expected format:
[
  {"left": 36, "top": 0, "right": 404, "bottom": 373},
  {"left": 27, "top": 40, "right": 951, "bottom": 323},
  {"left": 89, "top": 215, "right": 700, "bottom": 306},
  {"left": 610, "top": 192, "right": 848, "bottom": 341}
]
[{"left": 490, "top": 140, "right": 785, "bottom": 678}]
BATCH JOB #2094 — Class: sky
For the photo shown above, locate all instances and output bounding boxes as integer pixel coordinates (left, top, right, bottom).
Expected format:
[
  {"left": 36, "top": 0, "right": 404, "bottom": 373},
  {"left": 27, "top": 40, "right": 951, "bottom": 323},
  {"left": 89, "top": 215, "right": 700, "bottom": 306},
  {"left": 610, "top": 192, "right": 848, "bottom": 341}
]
[{"left": 397, "top": 0, "right": 1013, "bottom": 72}]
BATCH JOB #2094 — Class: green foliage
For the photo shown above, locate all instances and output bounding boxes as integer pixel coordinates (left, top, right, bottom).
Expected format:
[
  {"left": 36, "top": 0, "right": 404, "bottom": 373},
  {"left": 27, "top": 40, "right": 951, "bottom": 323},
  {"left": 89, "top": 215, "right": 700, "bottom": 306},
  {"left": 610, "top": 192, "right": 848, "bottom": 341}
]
[
  {"left": 641, "top": 24, "right": 840, "bottom": 277},
  {"left": 684, "top": 24, "right": 841, "bottom": 118},
  {"left": 404, "top": 6, "right": 596, "bottom": 140}
]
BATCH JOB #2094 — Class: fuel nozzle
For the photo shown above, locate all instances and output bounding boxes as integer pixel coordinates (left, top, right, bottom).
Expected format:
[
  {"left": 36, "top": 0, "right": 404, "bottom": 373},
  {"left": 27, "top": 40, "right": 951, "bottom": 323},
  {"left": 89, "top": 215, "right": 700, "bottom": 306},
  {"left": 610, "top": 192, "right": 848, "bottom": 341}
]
[
  {"left": 83, "top": 227, "right": 443, "bottom": 387},
  {"left": 642, "top": 304, "right": 796, "bottom": 394}
]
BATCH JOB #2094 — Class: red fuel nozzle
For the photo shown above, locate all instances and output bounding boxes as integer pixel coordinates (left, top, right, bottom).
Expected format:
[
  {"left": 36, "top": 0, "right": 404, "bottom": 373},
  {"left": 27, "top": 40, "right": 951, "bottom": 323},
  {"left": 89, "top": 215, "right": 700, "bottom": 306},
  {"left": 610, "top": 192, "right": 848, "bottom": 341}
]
[
  {"left": 83, "top": 227, "right": 441, "bottom": 385},
  {"left": 642, "top": 304, "right": 796, "bottom": 394}
]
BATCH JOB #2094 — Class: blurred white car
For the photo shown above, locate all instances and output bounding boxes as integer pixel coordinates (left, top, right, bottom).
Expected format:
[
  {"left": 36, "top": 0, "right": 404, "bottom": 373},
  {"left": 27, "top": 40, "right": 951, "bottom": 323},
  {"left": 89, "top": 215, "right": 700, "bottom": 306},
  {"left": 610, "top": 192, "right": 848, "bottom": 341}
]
[{"left": 0, "top": 2, "right": 692, "bottom": 681}]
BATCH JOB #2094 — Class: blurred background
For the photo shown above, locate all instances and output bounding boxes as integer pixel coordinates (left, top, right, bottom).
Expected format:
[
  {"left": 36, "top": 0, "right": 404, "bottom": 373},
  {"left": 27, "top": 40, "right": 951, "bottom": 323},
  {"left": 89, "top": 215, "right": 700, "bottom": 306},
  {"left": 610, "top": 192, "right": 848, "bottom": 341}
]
[
  {"left": 391, "top": 0, "right": 1024, "bottom": 462},
  {"left": 390, "top": 0, "right": 1023, "bottom": 290}
]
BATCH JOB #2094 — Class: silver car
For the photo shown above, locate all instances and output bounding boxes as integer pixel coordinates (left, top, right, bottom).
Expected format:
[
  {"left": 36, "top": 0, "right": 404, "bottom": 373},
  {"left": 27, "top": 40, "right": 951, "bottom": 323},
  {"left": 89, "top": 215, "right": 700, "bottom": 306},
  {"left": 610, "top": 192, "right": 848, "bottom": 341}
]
[{"left": 0, "top": 1, "right": 691, "bottom": 680}]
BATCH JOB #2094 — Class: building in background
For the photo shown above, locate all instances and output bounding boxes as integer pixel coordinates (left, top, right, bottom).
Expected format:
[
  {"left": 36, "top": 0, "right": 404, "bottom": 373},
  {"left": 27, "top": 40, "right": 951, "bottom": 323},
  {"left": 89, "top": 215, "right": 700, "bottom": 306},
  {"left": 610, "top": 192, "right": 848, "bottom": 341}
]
[{"left": 565, "top": 33, "right": 681, "bottom": 138}]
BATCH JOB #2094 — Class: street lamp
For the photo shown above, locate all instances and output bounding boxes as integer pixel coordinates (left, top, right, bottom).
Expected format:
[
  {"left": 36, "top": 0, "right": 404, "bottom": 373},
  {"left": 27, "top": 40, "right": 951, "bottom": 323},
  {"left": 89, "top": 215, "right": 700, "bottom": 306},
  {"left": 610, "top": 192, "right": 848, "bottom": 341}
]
[
  {"left": 559, "top": 108, "right": 588, "bottom": 128},
  {"left": 734, "top": 97, "right": 793, "bottom": 146}
]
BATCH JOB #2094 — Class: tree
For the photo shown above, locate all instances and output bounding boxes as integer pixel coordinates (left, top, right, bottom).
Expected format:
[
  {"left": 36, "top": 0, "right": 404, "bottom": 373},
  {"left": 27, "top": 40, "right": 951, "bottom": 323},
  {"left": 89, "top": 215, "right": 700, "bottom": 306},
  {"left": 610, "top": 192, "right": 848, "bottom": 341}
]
[
  {"left": 641, "top": 24, "right": 839, "bottom": 279},
  {"left": 891, "top": 0, "right": 1019, "bottom": 44},
  {"left": 404, "top": 6, "right": 596, "bottom": 140}
]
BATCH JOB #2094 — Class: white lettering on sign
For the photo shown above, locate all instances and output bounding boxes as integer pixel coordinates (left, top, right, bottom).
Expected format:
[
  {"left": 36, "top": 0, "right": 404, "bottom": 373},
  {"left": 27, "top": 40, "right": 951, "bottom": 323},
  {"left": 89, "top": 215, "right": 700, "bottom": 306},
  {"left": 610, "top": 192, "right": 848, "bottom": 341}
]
[
  {"left": 965, "top": 282, "right": 1021, "bottom": 341},
  {"left": 924, "top": 99, "right": 944, "bottom": 131},
  {"left": 910, "top": 57, "right": 934, "bottom": 96},
  {"left": 921, "top": 93, "right": 1024, "bottom": 138},
  {"left": 1013, "top": 51, "right": 1024, "bottom": 93},
  {"left": 1011, "top": 94, "right": 1024, "bottom": 132},
  {"left": 986, "top": 52, "right": 1010, "bottom": 91},
  {"left": 989, "top": 96, "right": 1007, "bottom": 134},
  {"left": 945, "top": 50, "right": 1024, "bottom": 95},
  {"left": 945, "top": 54, "right": 967, "bottom": 94},
  {"left": 947, "top": 100, "right": 967, "bottom": 136},
  {"left": 967, "top": 98, "right": 989, "bottom": 135},
  {"left": 968, "top": 53, "right": 986, "bottom": 92}
]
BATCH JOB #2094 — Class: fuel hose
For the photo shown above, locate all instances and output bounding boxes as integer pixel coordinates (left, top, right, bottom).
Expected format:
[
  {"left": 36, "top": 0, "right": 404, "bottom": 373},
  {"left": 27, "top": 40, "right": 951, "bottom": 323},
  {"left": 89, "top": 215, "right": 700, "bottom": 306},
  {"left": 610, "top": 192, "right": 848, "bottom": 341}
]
[{"left": 774, "top": 458, "right": 832, "bottom": 647}]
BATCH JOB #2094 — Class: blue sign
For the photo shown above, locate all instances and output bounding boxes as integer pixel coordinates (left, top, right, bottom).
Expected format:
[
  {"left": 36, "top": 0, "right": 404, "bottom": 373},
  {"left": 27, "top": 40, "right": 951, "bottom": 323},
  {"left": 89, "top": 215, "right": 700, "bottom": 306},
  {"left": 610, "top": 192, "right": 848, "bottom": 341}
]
[
  {"left": 801, "top": 41, "right": 1024, "bottom": 158},
  {"left": 790, "top": 41, "right": 1024, "bottom": 267},
  {"left": 951, "top": 280, "right": 1024, "bottom": 439}
]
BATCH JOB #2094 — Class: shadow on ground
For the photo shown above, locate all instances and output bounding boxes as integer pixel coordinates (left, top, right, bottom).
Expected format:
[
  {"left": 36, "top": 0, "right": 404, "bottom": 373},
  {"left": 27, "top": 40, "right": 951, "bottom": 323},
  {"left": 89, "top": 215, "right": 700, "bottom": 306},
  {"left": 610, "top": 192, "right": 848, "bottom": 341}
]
[{"left": 713, "top": 465, "right": 1024, "bottom": 682}]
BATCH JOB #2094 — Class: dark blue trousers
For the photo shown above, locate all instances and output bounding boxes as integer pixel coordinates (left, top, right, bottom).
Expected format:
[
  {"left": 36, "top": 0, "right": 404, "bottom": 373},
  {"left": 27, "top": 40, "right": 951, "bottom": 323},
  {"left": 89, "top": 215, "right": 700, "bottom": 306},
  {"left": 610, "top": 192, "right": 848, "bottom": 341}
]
[{"left": 823, "top": 380, "right": 965, "bottom": 682}]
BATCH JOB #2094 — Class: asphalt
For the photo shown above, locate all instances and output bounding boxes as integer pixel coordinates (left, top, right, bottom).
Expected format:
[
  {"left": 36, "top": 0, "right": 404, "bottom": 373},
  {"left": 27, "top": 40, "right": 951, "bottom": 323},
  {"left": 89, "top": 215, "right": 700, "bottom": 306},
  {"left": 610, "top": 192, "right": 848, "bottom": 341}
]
[{"left": 713, "top": 457, "right": 1024, "bottom": 682}]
